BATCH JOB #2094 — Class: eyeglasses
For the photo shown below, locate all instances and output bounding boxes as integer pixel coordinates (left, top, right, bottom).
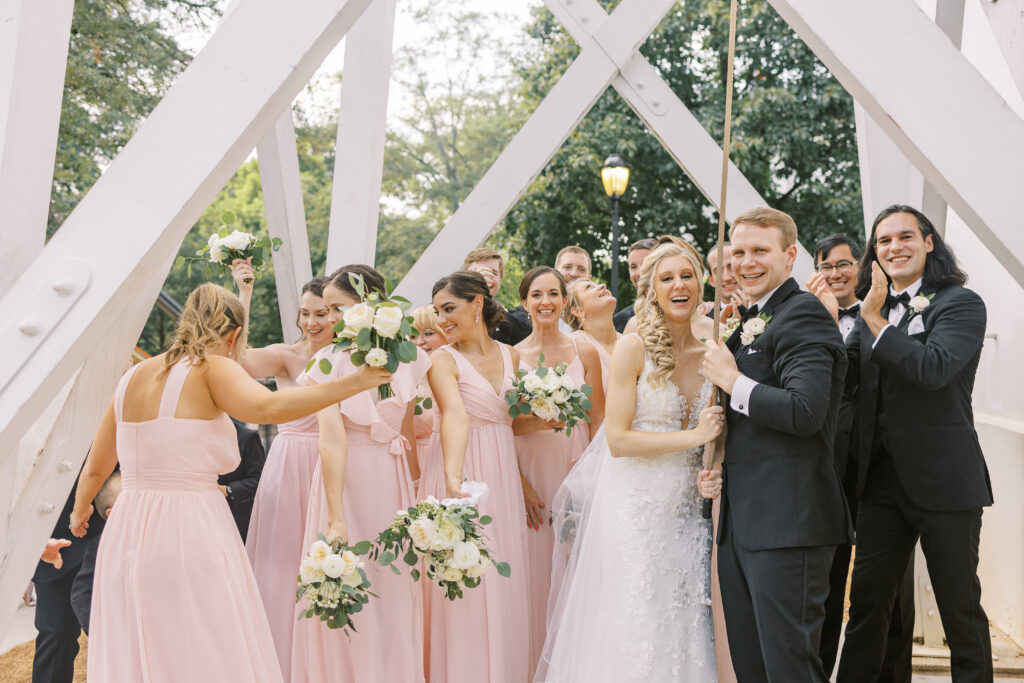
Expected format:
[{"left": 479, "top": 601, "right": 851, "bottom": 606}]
[{"left": 815, "top": 260, "right": 858, "bottom": 274}]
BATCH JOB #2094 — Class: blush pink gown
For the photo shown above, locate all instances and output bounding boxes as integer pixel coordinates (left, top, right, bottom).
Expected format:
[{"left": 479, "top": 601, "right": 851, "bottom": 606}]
[
  {"left": 290, "top": 346, "right": 430, "bottom": 683},
  {"left": 570, "top": 330, "right": 611, "bottom": 394},
  {"left": 514, "top": 349, "right": 591, "bottom": 679},
  {"left": 419, "top": 344, "right": 531, "bottom": 683},
  {"left": 245, "top": 412, "right": 319, "bottom": 681},
  {"left": 88, "top": 359, "right": 283, "bottom": 683}
]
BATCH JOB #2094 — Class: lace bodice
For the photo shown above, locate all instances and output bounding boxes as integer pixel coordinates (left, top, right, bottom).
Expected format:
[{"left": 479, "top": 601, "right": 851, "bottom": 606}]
[{"left": 631, "top": 354, "right": 713, "bottom": 436}]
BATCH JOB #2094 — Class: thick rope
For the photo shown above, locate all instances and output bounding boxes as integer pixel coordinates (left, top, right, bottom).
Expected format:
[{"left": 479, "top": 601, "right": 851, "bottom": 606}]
[{"left": 703, "top": 0, "right": 740, "bottom": 481}]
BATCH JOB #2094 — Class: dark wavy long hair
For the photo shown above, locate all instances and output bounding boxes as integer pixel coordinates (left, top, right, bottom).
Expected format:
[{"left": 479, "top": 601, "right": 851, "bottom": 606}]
[
  {"left": 855, "top": 205, "right": 967, "bottom": 300},
  {"left": 432, "top": 270, "right": 505, "bottom": 330}
]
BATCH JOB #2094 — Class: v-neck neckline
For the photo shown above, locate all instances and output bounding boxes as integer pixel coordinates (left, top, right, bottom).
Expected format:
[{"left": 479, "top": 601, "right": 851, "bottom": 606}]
[{"left": 455, "top": 344, "right": 506, "bottom": 397}]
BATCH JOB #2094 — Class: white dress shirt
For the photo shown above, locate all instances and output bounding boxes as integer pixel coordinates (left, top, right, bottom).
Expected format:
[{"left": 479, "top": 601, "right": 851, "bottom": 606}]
[
  {"left": 838, "top": 302, "right": 860, "bottom": 342},
  {"left": 728, "top": 283, "right": 784, "bottom": 416}
]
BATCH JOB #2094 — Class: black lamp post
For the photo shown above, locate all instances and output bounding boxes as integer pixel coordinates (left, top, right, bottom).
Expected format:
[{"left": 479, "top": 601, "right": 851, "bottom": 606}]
[{"left": 601, "top": 153, "right": 630, "bottom": 297}]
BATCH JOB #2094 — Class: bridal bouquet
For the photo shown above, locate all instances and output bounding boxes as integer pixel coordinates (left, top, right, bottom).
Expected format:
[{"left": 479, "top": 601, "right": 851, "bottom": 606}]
[
  {"left": 505, "top": 354, "right": 593, "bottom": 436},
  {"left": 370, "top": 484, "right": 511, "bottom": 601},
  {"left": 295, "top": 536, "right": 375, "bottom": 633},
  {"left": 311, "top": 273, "right": 419, "bottom": 400},
  {"left": 177, "top": 212, "right": 282, "bottom": 283}
]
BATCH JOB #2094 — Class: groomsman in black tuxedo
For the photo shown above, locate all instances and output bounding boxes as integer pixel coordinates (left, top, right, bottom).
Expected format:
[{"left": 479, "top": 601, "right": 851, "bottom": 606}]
[
  {"left": 612, "top": 238, "right": 656, "bottom": 332},
  {"left": 837, "top": 206, "right": 993, "bottom": 683},
  {"left": 702, "top": 207, "right": 851, "bottom": 683},
  {"left": 462, "top": 248, "right": 532, "bottom": 345},
  {"left": 808, "top": 234, "right": 915, "bottom": 681}
]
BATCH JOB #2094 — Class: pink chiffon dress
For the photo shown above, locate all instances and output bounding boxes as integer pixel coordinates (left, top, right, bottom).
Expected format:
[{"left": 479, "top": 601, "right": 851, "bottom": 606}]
[
  {"left": 290, "top": 346, "right": 430, "bottom": 683},
  {"left": 514, "top": 348, "right": 591, "bottom": 678},
  {"left": 570, "top": 330, "right": 611, "bottom": 393},
  {"left": 245, "top": 412, "right": 319, "bottom": 681},
  {"left": 88, "top": 359, "right": 283, "bottom": 683},
  {"left": 419, "top": 343, "right": 531, "bottom": 683}
]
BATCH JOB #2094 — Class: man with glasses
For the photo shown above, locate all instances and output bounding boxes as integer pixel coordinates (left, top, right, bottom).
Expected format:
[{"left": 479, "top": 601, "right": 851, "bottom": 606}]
[{"left": 807, "top": 233, "right": 913, "bottom": 682}]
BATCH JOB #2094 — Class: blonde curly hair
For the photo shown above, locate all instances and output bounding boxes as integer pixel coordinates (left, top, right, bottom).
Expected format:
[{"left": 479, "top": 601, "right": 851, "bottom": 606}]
[
  {"left": 633, "top": 240, "right": 706, "bottom": 387},
  {"left": 163, "top": 283, "right": 246, "bottom": 374}
]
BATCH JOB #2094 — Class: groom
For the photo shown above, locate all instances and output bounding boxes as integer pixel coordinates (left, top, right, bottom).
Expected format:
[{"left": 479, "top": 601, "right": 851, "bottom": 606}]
[{"left": 702, "top": 207, "right": 851, "bottom": 682}]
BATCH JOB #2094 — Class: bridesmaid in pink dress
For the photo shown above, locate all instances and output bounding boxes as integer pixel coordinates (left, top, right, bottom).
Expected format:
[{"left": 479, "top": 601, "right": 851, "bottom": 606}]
[
  {"left": 512, "top": 268, "right": 605, "bottom": 678},
  {"left": 563, "top": 278, "right": 619, "bottom": 394},
  {"left": 232, "top": 262, "right": 332, "bottom": 680},
  {"left": 421, "top": 270, "right": 531, "bottom": 683},
  {"left": 290, "top": 265, "right": 429, "bottom": 683},
  {"left": 69, "top": 283, "right": 390, "bottom": 683}
]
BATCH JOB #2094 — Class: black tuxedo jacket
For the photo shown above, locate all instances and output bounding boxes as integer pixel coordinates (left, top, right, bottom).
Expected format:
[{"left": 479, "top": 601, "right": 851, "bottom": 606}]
[
  {"left": 219, "top": 420, "right": 266, "bottom": 540},
  {"left": 612, "top": 303, "right": 635, "bottom": 333},
  {"left": 846, "top": 284, "right": 992, "bottom": 511},
  {"left": 720, "top": 278, "right": 852, "bottom": 551},
  {"left": 491, "top": 305, "right": 532, "bottom": 346}
]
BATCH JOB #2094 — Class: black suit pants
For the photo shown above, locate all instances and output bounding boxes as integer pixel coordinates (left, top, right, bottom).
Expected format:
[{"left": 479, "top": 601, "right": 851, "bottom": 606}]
[
  {"left": 718, "top": 519, "right": 834, "bottom": 683},
  {"left": 838, "top": 494, "right": 992, "bottom": 683},
  {"left": 32, "top": 569, "right": 82, "bottom": 683}
]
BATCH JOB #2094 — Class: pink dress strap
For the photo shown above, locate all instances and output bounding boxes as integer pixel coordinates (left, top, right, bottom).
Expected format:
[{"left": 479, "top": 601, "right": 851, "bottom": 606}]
[
  {"left": 158, "top": 359, "right": 192, "bottom": 419},
  {"left": 113, "top": 364, "right": 141, "bottom": 423}
]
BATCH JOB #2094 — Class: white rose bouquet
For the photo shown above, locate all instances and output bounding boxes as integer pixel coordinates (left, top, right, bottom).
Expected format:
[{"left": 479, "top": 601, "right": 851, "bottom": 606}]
[
  {"left": 295, "top": 535, "right": 375, "bottom": 633},
  {"left": 369, "top": 496, "right": 511, "bottom": 601},
  {"left": 176, "top": 211, "right": 282, "bottom": 283},
  {"left": 310, "top": 273, "right": 419, "bottom": 400},
  {"left": 504, "top": 354, "right": 593, "bottom": 436}
]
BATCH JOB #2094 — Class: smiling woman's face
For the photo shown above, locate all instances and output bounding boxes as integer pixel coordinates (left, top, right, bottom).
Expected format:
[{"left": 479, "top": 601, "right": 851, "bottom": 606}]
[
  {"left": 651, "top": 255, "right": 700, "bottom": 322},
  {"left": 323, "top": 284, "right": 359, "bottom": 327}
]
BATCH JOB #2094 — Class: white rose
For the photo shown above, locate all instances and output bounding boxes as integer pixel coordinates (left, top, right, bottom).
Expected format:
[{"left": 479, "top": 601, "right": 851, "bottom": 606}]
[
  {"left": 341, "top": 570, "right": 363, "bottom": 587},
  {"left": 466, "top": 558, "right": 491, "bottom": 579},
  {"left": 408, "top": 517, "right": 439, "bottom": 551},
  {"left": 342, "top": 302, "right": 375, "bottom": 332},
  {"left": 550, "top": 388, "right": 569, "bottom": 405},
  {"left": 219, "top": 229, "right": 253, "bottom": 251},
  {"left": 364, "top": 347, "right": 389, "bottom": 367},
  {"left": 339, "top": 550, "right": 361, "bottom": 577},
  {"left": 530, "top": 397, "right": 560, "bottom": 422},
  {"left": 449, "top": 540, "right": 482, "bottom": 570},
  {"left": 909, "top": 295, "right": 930, "bottom": 313},
  {"left": 373, "top": 306, "right": 404, "bottom": 339},
  {"left": 299, "top": 556, "right": 325, "bottom": 584},
  {"left": 740, "top": 331, "right": 756, "bottom": 346},
  {"left": 558, "top": 373, "right": 575, "bottom": 391},
  {"left": 523, "top": 373, "right": 543, "bottom": 395},
  {"left": 435, "top": 514, "right": 466, "bottom": 549},
  {"left": 308, "top": 540, "right": 331, "bottom": 568},
  {"left": 541, "top": 372, "right": 561, "bottom": 392},
  {"left": 321, "top": 553, "right": 345, "bottom": 579},
  {"left": 442, "top": 566, "right": 464, "bottom": 582},
  {"left": 743, "top": 317, "right": 766, "bottom": 335},
  {"left": 207, "top": 234, "right": 226, "bottom": 262}
]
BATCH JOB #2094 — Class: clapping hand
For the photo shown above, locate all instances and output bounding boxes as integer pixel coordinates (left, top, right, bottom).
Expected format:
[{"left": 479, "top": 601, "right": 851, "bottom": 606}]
[
  {"left": 861, "top": 261, "right": 890, "bottom": 337},
  {"left": 697, "top": 469, "right": 722, "bottom": 500},
  {"left": 806, "top": 271, "right": 839, "bottom": 323}
]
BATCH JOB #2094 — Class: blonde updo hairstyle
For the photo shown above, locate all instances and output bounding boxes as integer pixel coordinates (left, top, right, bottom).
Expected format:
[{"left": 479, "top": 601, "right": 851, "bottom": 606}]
[
  {"left": 633, "top": 239, "right": 705, "bottom": 387},
  {"left": 163, "top": 283, "right": 246, "bottom": 374},
  {"left": 562, "top": 279, "right": 589, "bottom": 331},
  {"left": 411, "top": 305, "right": 447, "bottom": 343}
]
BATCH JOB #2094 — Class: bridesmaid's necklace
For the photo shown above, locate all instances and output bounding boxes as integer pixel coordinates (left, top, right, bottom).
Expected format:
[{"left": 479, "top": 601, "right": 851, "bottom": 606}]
[{"left": 455, "top": 340, "right": 499, "bottom": 360}]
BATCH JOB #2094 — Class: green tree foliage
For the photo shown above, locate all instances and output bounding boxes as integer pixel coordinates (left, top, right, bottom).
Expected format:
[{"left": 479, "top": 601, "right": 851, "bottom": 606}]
[{"left": 502, "top": 0, "right": 863, "bottom": 303}]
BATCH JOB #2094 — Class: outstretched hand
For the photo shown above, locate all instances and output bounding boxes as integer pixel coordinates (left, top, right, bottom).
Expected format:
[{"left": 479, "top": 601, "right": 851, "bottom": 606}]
[
  {"left": 41, "top": 538, "right": 72, "bottom": 568},
  {"left": 806, "top": 272, "right": 839, "bottom": 323}
]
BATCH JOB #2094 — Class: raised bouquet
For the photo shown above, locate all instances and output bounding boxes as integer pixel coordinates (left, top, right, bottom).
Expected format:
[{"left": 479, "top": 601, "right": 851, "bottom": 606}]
[
  {"left": 505, "top": 354, "right": 593, "bottom": 436},
  {"left": 295, "top": 536, "right": 375, "bottom": 633},
  {"left": 177, "top": 211, "right": 282, "bottom": 283},
  {"left": 310, "top": 273, "right": 419, "bottom": 400},
  {"left": 370, "top": 483, "right": 511, "bottom": 601}
]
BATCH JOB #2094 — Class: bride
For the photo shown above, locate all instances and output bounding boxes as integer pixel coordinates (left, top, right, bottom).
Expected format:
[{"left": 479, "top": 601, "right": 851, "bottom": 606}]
[{"left": 535, "top": 239, "right": 725, "bottom": 682}]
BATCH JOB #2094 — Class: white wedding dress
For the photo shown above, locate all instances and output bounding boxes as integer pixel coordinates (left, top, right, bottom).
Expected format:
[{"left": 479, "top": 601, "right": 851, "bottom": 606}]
[{"left": 535, "top": 352, "right": 717, "bottom": 682}]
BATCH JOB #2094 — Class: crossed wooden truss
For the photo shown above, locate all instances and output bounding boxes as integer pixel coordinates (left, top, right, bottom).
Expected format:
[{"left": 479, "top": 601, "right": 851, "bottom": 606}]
[{"left": 0, "top": 0, "right": 1022, "bottom": 639}]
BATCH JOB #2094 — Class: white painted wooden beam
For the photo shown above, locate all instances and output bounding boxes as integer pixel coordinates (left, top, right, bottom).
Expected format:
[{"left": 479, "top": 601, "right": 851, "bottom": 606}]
[
  {"left": 978, "top": 0, "right": 1024, "bottom": 98},
  {"left": 547, "top": 0, "right": 815, "bottom": 278},
  {"left": 0, "top": 0, "right": 375, "bottom": 484},
  {"left": 257, "top": 111, "right": 313, "bottom": 344},
  {"left": 0, "top": 0, "right": 74, "bottom": 291},
  {"left": 767, "top": 0, "right": 1024, "bottom": 287},
  {"left": 854, "top": 103, "right": 925, "bottom": 239},
  {"left": 394, "top": 0, "right": 677, "bottom": 301},
  {"left": 326, "top": 0, "right": 397, "bottom": 270}
]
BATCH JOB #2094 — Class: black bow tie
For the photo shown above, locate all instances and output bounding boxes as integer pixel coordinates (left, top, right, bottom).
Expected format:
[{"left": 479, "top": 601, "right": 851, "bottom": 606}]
[
  {"left": 838, "top": 305, "right": 860, "bottom": 320},
  {"left": 885, "top": 291, "right": 911, "bottom": 310},
  {"left": 737, "top": 304, "right": 760, "bottom": 320}
]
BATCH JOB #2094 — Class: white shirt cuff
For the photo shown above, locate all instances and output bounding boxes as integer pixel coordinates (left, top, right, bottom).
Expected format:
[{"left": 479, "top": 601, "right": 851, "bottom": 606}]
[
  {"left": 871, "top": 323, "right": 893, "bottom": 349},
  {"left": 729, "top": 375, "right": 758, "bottom": 416}
]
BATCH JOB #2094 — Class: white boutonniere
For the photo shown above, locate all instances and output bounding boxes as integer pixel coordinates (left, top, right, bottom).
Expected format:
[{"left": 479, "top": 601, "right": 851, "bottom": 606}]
[
  {"left": 908, "top": 293, "right": 933, "bottom": 315},
  {"left": 722, "top": 313, "right": 772, "bottom": 346}
]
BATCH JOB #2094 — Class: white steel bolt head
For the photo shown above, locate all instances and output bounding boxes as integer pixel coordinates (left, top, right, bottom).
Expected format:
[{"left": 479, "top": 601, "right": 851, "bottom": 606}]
[
  {"left": 18, "top": 321, "right": 39, "bottom": 337},
  {"left": 51, "top": 280, "right": 74, "bottom": 296},
  {"left": 58, "top": 459, "right": 75, "bottom": 472},
  {"left": 38, "top": 503, "right": 56, "bottom": 514}
]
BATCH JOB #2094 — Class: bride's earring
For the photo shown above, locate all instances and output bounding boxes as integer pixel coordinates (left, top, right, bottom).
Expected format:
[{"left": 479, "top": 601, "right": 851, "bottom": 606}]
[{"left": 475, "top": 309, "right": 481, "bottom": 323}]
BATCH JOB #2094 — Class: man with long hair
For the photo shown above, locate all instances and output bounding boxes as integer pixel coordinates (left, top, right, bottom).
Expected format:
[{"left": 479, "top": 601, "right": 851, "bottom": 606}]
[{"left": 837, "top": 206, "right": 993, "bottom": 683}]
